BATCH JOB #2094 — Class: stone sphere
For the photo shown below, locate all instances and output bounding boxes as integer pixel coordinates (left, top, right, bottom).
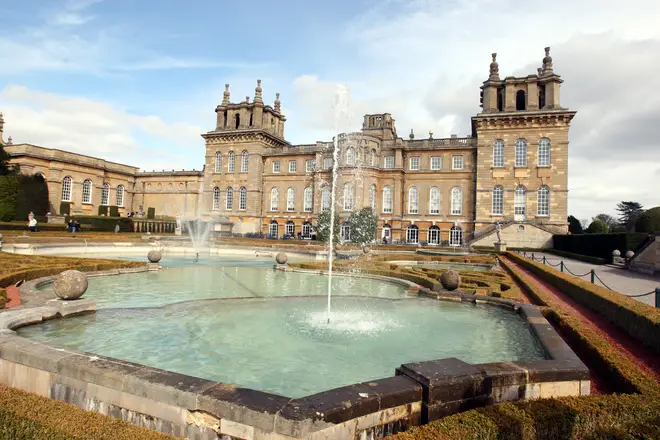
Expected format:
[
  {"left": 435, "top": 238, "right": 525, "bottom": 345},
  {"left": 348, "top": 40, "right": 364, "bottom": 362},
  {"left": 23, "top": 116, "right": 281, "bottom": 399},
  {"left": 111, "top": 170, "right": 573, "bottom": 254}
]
[
  {"left": 52, "top": 270, "right": 88, "bottom": 300},
  {"left": 362, "top": 245, "right": 371, "bottom": 254},
  {"left": 275, "top": 252, "right": 288, "bottom": 265},
  {"left": 625, "top": 250, "right": 635, "bottom": 259},
  {"left": 440, "top": 270, "right": 461, "bottom": 291},
  {"left": 612, "top": 249, "right": 621, "bottom": 257},
  {"left": 147, "top": 250, "right": 162, "bottom": 263}
]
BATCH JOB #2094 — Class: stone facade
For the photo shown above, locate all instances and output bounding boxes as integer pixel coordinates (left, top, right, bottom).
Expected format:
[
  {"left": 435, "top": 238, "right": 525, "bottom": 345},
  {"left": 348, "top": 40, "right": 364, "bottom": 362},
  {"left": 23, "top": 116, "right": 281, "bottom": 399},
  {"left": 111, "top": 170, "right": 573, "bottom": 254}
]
[{"left": 0, "top": 48, "right": 576, "bottom": 243}]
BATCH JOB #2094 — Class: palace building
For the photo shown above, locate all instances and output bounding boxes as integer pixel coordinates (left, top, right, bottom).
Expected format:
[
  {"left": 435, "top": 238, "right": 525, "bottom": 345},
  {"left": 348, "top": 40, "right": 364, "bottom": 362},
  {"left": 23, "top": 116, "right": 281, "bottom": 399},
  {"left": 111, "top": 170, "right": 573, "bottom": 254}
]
[{"left": 0, "top": 47, "right": 576, "bottom": 248}]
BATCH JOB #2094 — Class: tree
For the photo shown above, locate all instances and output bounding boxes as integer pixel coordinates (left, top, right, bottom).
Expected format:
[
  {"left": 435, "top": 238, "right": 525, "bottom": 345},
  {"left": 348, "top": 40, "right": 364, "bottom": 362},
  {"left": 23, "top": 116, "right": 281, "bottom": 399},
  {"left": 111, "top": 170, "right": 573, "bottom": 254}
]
[
  {"left": 593, "top": 213, "right": 617, "bottom": 231},
  {"left": 347, "top": 207, "right": 378, "bottom": 245},
  {"left": 635, "top": 207, "right": 660, "bottom": 233},
  {"left": 316, "top": 211, "right": 340, "bottom": 244},
  {"left": 586, "top": 219, "right": 608, "bottom": 234},
  {"left": 567, "top": 215, "right": 583, "bottom": 234},
  {"left": 0, "top": 145, "right": 12, "bottom": 176},
  {"left": 616, "top": 201, "right": 644, "bottom": 232}
]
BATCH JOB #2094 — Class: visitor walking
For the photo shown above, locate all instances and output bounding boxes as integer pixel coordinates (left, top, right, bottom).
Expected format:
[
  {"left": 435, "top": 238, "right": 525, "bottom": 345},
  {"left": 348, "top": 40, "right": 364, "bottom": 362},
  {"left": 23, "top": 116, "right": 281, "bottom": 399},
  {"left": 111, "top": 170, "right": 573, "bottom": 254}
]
[{"left": 28, "top": 212, "right": 38, "bottom": 232}]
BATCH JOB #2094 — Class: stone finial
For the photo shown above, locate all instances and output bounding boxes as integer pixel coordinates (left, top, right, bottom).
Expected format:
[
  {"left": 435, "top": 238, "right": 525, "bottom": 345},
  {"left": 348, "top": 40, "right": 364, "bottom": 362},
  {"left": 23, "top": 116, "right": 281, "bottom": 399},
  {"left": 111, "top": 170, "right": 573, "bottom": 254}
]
[
  {"left": 245, "top": 96, "right": 250, "bottom": 104},
  {"left": 7, "top": 136, "right": 12, "bottom": 145},
  {"left": 254, "top": 79, "right": 263, "bottom": 104},
  {"left": 537, "top": 67, "right": 543, "bottom": 76},
  {"left": 428, "top": 130, "right": 433, "bottom": 140},
  {"left": 409, "top": 128, "right": 415, "bottom": 140},
  {"left": 274, "top": 92, "right": 281, "bottom": 112},
  {"left": 542, "top": 47, "right": 553, "bottom": 75},
  {"left": 489, "top": 52, "right": 500, "bottom": 80},
  {"left": 222, "top": 84, "right": 230, "bottom": 105}
]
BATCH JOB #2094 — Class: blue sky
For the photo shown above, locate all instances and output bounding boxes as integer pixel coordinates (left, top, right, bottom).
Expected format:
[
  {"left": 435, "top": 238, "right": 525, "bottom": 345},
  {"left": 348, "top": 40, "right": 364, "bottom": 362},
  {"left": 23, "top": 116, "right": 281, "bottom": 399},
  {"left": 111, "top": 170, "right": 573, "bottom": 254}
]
[{"left": 1, "top": 0, "right": 660, "bottom": 219}]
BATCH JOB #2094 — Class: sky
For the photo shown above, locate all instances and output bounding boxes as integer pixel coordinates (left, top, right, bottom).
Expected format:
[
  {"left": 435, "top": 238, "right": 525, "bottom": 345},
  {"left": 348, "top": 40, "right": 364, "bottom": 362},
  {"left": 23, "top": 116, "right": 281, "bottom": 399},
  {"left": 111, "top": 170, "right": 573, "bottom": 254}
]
[{"left": 1, "top": 0, "right": 659, "bottom": 221}]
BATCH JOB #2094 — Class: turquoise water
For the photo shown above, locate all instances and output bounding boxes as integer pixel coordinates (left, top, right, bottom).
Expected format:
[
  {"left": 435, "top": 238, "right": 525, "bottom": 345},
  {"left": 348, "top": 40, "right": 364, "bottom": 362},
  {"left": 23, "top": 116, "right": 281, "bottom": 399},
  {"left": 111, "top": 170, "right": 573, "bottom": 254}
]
[{"left": 21, "top": 254, "right": 547, "bottom": 397}]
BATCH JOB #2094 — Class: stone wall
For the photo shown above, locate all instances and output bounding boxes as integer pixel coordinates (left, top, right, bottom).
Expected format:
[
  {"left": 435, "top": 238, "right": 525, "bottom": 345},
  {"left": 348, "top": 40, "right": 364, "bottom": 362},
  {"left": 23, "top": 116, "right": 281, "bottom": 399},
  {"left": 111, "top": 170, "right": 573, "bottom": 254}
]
[{"left": 471, "top": 222, "right": 553, "bottom": 249}]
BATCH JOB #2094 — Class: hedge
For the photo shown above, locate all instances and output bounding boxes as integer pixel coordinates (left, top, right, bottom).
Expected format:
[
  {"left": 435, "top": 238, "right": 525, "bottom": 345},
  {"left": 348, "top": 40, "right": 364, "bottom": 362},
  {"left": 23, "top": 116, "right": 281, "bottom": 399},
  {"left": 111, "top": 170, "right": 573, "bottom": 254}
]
[
  {"left": 0, "top": 222, "right": 73, "bottom": 231},
  {"left": 68, "top": 215, "right": 134, "bottom": 232},
  {"left": 553, "top": 232, "right": 650, "bottom": 262},
  {"left": 546, "top": 249, "right": 607, "bottom": 265},
  {"left": 109, "top": 205, "right": 119, "bottom": 217},
  {"left": 147, "top": 207, "right": 155, "bottom": 219},
  {"left": 59, "top": 202, "right": 71, "bottom": 216},
  {"left": 507, "top": 252, "right": 660, "bottom": 355},
  {"left": 0, "top": 176, "right": 18, "bottom": 222}
]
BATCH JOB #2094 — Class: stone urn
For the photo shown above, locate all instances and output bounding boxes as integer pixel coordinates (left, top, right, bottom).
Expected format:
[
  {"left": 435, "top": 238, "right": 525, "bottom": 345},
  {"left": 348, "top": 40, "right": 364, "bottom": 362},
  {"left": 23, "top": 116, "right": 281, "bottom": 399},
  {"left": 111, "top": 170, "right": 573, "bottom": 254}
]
[
  {"left": 52, "top": 270, "right": 88, "bottom": 300},
  {"left": 612, "top": 249, "right": 621, "bottom": 257},
  {"left": 275, "top": 252, "right": 288, "bottom": 265},
  {"left": 440, "top": 270, "right": 461, "bottom": 291},
  {"left": 625, "top": 250, "right": 635, "bottom": 259},
  {"left": 147, "top": 250, "right": 162, "bottom": 263}
]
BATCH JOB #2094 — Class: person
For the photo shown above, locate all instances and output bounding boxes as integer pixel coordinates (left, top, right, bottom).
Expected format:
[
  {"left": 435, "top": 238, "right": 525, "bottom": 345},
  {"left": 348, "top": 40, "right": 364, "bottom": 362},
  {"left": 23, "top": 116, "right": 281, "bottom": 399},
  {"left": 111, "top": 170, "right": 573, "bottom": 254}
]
[
  {"left": 28, "top": 215, "right": 38, "bottom": 232},
  {"left": 114, "top": 223, "right": 120, "bottom": 234}
]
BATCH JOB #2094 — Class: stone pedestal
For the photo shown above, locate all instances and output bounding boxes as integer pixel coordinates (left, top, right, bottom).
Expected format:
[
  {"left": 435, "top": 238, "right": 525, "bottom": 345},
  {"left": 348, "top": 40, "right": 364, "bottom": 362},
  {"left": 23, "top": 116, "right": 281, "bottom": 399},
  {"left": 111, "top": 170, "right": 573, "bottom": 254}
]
[
  {"left": 147, "top": 263, "right": 162, "bottom": 271},
  {"left": 494, "top": 242, "right": 507, "bottom": 253},
  {"left": 174, "top": 227, "right": 182, "bottom": 236}
]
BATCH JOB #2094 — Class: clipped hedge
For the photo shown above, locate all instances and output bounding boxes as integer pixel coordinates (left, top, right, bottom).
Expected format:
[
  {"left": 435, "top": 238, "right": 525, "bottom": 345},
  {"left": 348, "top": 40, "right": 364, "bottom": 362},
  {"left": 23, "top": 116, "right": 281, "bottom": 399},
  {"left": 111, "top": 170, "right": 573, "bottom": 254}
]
[
  {"left": 546, "top": 249, "right": 607, "bottom": 265},
  {"left": 109, "top": 205, "right": 120, "bottom": 217},
  {"left": 0, "top": 289, "right": 7, "bottom": 309},
  {"left": 507, "top": 252, "right": 660, "bottom": 355},
  {"left": 553, "top": 232, "right": 649, "bottom": 262},
  {"left": 59, "top": 202, "right": 71, "bottom": 216},
  {"left": 68, "top": 215, "right": 134, "bottom": 232},
  {"left": 0, "top": 222, "right": 70, "bottom": 231},
  {"left": 147, "top": 207, "right": 155, "bottom": 219}
]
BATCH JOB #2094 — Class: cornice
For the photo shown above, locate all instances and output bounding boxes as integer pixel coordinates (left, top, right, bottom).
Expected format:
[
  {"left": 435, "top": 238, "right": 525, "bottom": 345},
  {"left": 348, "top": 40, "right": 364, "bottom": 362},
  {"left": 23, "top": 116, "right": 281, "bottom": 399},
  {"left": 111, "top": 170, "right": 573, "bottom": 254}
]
[
  {"left": 202, "top": 129, "right": 290, "bottom": 148},
  {"left": 471, "top": 110, "right": 576, "bottom": 130}
]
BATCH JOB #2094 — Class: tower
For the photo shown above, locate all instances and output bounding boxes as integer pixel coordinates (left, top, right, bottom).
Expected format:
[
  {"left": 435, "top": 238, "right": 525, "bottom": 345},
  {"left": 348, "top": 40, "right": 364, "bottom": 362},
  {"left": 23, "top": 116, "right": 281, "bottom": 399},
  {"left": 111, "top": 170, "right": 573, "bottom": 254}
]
[{"left": 472, "top": 48, "right": 577, "bottom": 235}]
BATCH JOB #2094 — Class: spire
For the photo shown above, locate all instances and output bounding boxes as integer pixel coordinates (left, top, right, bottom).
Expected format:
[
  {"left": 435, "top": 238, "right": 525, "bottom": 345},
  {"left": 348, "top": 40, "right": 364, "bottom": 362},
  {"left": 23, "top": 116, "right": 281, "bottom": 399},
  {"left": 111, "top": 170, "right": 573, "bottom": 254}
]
[
  {"left": 542, "top": 47, "right": 553, "bottom": 75},
  {"left": 254, "top": 79, "right": 263, "bottom": 104},
  {"left": 489, "top": 53, "right": 500, "bottom": 80},
  {"left": 409, "top": 128, "right": 415, "bottom": 140},
  {"left": 274, "top": 93, "right": 281, "bottom": 112},
  {"left": 222, "top": 84, "right": 230, "bottom": 105}
]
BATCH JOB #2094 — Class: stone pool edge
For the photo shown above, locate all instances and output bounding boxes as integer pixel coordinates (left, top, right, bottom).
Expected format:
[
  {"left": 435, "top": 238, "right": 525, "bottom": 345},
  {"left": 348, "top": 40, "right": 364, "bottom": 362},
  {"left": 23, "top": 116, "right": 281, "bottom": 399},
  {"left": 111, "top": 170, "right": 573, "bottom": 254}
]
[{"left": 0, "top": 266, "right": 590, "bottom": 440}]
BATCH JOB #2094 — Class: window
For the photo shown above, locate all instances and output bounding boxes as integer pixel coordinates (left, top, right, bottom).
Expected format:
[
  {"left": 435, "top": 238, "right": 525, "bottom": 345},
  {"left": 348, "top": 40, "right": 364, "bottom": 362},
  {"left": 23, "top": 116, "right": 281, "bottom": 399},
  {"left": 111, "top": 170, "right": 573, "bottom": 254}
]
[
  {"left": 514, "top": 185, "right": 527, "bottom": 216},
  {"left": 492, "top": 185, "right": 504, "bottom": 215},
  {"left": 287, "top": 187, "right": 295, "bottom": 212},
  {"left": 269, "top": 221, "right": 278, "bottom": 238},
  {"left": 82, "top": 179, "right": 92, "bottom": 204},
  {"left": 240, "top": 150, "right": 249, "bottom": 172},
  {"left": 304, "top": 187, "right": 313, "bottom": 212},
  {"left": 452, "top": 155, "right": 464, "bottom": 170},
  {"left": 449, "top": 226, "right": 463, "bottom": 246},
  {"left": 409, "top": 156, "right": 420, "bottom": 170},
  {"left": 340, "top": 223, "right": 351, "bottom": 242},
  {"left": 384, "top": 156, "right": 395, "bottom": 169},
  {"left": 302, "top": 222, "right": 312, "bottom": 237},
  {"left": 408, "top": 186, "right": 419, "bottom": 214},
  {"left": 516, "top": 90, "right": 526, "bottom": 111},
  {"left": 382, "top": 224, "right": 391, "bottom": 241},
  {"left": 225, "top": 187, "right": 233, "bottom": 210},
  {"left": 537, "top": 186, "right": 550, "bottom": 216},
  {"left": 288, "top": 160, "right": 296, "bottom": 172},
  {"left": 273, "top": 161, "right": 281, "bottom": 173},
  {"left": 215, "top": 152, "right": 222, "bottom": 173},
  {"left": 343, "top": 183, "right": 354, "bottom": 211},
  {"left": 538, "top": 138, "right": 551, "bottom": 167},
  {"left": 451, "top": 187, "right": 462, "bottom": 215},
  {"left": 429, "top": 187, "right": 440, "bottom": 215},
  {"left": 406, "top": 225, "right": 419, "bottom": 244},
  {"left": 61, "top": 176, "right": 73, "bottom": 202},
  {"left": 321, "top": 188, "right": 331, "bottom": 212},
  {"left": 428, "top": 225, "right": 440, "bottom": 245},
  {"left": 345, "top": 148, "right": 355, "bottom": 166},
  {"left": 369, "top": 184, "right": 376, "bottom": 210},
  {"left": 101, "top": 183, "right": 110, "bottom": 206},
  {"left": 493, "top": 140, "right": 504, "bottom": 167},
  {"left": 116, "top": 185, "right": 125, "bottom": 207},
  {"left": 323, "top": 157, "right": 333, "bottom": 170},
  {"left": 228, "top": 151, "right": 235, "bottom": 172},
  {"left": 515, "top": 139, "right": 527, "bottom": 167},
  {"left": 286, "top": 221, "right": 295, "bottom": 236},
  {"left": 270, "top": 187, "right": 279, "bottom": 211},
  {"left": 382, "top": 186, "right": 393, "bottom": 214},
  {"left": 306, "top": 159, "right": 315, "bottom": 172},
  {"left": 212, "top": 187, "right": 221, "bottom": 210},
  {"left": 370, "top": 149, "right": 376, "bottom": 166},
  {"left": 239, "top": 187, "right": 247, "bottom": 210},
  {"left": 431, "top": 156, "right": 442, "bottom": 170}
]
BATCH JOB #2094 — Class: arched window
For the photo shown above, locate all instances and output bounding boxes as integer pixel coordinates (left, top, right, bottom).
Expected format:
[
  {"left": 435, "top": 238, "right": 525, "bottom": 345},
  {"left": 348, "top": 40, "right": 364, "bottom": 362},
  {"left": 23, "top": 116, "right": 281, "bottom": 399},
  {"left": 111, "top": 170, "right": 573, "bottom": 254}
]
[
  {"left": 428, "top": 225, "right": 440, "bottom": 245},
  {"left": 269, "top": 220, "right": 278, "bottom": 238},
  {"left": 369, "top": 184, "right": 376, "bottom": 210},
  {"left": 101, "top": 183, "right": 110, "bottom": 206},
  {"left": 449, "top": 226, "right": 463, "bottom": 246},
  {"left": 82, "top": 179, "right": 92, "bottom": 204},
  {"left": 451, "top": 187, "right": 462, "bottom": 215},
  {"left": 538, "top": 138, "right": 551, "bottom": 167},
  {"left": 215, "top": 152, "right": 222, "bottom": 173},
  {"left": 493, "top": 139, "right": 504, "bottom": 168},
  {"left": 492, "top": 185, "right": 504, "bottom": 215},
  {"left": 239, "top": 187, "right": 247, "bottom": 210},
  {"left": 514, "top": 185, "right": 527, "bottom": 217},
  {"left": 212, "top": 187, "right": 221, "bottom": 210},
  {"left": 408, "top": 186, "right": 419, "bottom": 214},
  {"left": 240, "top": 150, "right": 249, "bottom": 172},
  {"left": 228, "top": 151, "right": 235, "bottom": 172},
  {"left": 537, "top": 185, "right": 550, "bottom": 217},
  {"left": 225, "top": 187, "right": 233, "bottom": 210},
  {"left": 406, "top": 225, "right": 419, "bottom": 244},
  {"left": 515, "top": 139, "right": 527, "bottom": 167},
  {"left": 516, "top": 90, "right": 526, "bottom": 110},
  {"left": 321, "top": 187, "right": 331, "bottom": 212},
  {"left": 343, "top": 183, "right": 354, "bottom": 211},
  {"left": 287, "top": 187, "right": 295, "bottom": 212},
  {"left": 116, "top": 184, "right": 125, "bottom": 207},
  {"left": 302, "top": 221, "right": 312, "bottom": 237},
  {"left": 429, "top": 187, "right": 440, "bottom": 215},
  {"left": 234, "top": 113, "right": 240, "bottom": 130},
  {"left": 382, "top": 186, "right": 393, "bottom": 214},
  {"left": 61, "top": 176, "right": 73, "bottom": 202},
  {"left": 340, "top": 223, "right": 351, "bottom": 242},
  {"left": 382, "top": 224, "right": 392, "bottom": 241},
  {"left": 304, "top": 186, "right": 313, "bottom": 212},
  {"left": 285, "top": 220, "right": 295, "bottom": 236},
  {"left": 270, "top": 187, "right": 279, "bottom": 211},
  {"left": 370, "top": 149, "right": 376, "bottom": 166},
  {"left": 346, "top": 147, "right": 355, "bottom": 166}
]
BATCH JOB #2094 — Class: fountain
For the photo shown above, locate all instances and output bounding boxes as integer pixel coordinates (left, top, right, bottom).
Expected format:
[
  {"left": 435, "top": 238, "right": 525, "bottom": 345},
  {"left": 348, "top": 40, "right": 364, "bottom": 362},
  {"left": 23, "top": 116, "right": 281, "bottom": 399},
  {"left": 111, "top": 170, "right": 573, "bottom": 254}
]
[{"left": 182, "top": 217, "right": 214, "bottom": 255}]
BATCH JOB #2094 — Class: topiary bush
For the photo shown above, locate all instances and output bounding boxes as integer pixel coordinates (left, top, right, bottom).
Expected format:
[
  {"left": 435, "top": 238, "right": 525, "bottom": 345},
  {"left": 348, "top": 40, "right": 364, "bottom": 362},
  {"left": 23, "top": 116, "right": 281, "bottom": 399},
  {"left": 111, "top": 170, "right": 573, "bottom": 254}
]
[
  {"left": 59, "top": 202, "right": 71, "bottom": 216},
  {"left": 15, "top": 174, "right": 49, "bottom": 221},
  {"left": 69, "top": 215, "right": 133, "bottom": 232},
  {"left": 147, "top": 207, "right": 155, "bottom": 219},
  {"left": 97, "top": 205, "right": 108, "bottom": 216},
  {"left": 635, "top": 206, "right": 660, "bottom": 233},
  {"left": 109, "top": 205, "right": 119, "bottom": 217},
  {"left": 0, "top": 176, "right": 19, "bottom": 222},
  {"left": 586, "top": 219, "right": 608, "bottom": 234}
]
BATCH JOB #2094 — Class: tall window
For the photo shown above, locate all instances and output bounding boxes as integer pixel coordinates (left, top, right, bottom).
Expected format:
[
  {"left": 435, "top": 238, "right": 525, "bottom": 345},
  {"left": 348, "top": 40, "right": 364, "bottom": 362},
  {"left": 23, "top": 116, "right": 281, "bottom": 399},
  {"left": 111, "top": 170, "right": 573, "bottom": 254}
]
[
  {"left": 101, "top": 183, "right": 110, "bottom": 206},
  {"left": 323, "top": 157, "right": 333, "bottom": 170},
  {"left": 449, "top": 226, "right": 463, "bottom": 246},
  {"left": 228, "top": 151, "right": 235, "bottom": 172},
  {"left": 370, "top": 149, "right": 376, "bottom": 166},
  {"left": 61, "top": 176, "right": 72, "bottom": 202},
  {"left": 384, "top": 156, "right": 395, "bottom": 169},
  {"left": 537, "top": 185, "right": 550, "bottom": 216},
  {"left": 270, "top": 187, "right": 279, "bottom": 211},
  {"left": 306, "top": 159, "right": 315, "bottom": 172},
  {"left": 406, "top": 225, "right": 419, "bottom": 244},
  {"left": 241, "top": 150, "right": 249, "bottom": 172},
  {"left": 212, "top": 187, "right": 221, "bottom": 210},
  {"left": 369, "top": 184, "right": 376, "bottom": 210},
  {"left": 382, "top": 186, "right": 393, "bottom": 214},
  {"left": 321, "top": 188, "right": 331, "bottom": 212},
  {"left": 346, "top": 148, "right": 355, "bottom": 166},
  {"left": 408, "top": 186, "right": 419, "bottom": 214},
  {"left": 82, "top": 179, "right": 92, "bottom": 204},
  {"left": 215, "top": 152, "right": 222, "bottom": 173},
  {"left": 431, "top": 156, "right": 442, "bottom": 170},
  {"left": 514, "top": 185, "right": 527, "bottom": 216},
  {"left": 452, "top": 155, "right": 464, "bottom": 170},
  {"left": 538, "top": 138, "right": 551, "bottom": 167},
  {"left": 493, "top": 140, "right": 504, "bottom": 167},
  {"left": 409, "top": 157, "right": 420, "bottom": 170},
  {"left": 429, "top": 187, "right": 440, "bottom": 215},
  {"left": 287, "top": 187, "right": 295, "bottom": 212},
  {"left": 343, "top": 183, "right": 354, "bottom": 211},
  {"left": 451, "top": 187, "right": 462, "bottom": 215},
  {"left": 515, "top": 139, "right": 528, "bottom": 167},
  {"left": 302, "top": 222, "right": 312, "bottom": 237},
  {"left": 286, "top": 221, "right": 295, "bottom": 236},
  {"left": 269, "top": 221, "right": 278, "bottom": 238},
  {"left": 239, "top": 187, "right": 247, "bottom": 210},
  {"left": 428, "top": 225, "right": 440, "bottom": 245},
  {"left": 273, "top": 161, "right": 280, "bottom": 173},
  {"left": 116, "top": 185, "right": 125, "bottom": 207},
  {"left": 289, "top": 160, "right": 296, "bottom": 172},
  {"left": 340, "top": 223, "right": 351, "bottom": 242},
  {"left": 304, "top": 187, "right": 313, "bottom": 212},
  {"left": 225, "top": 187, "right": 233, "bottom": 210},
  {"left": 492, "top": 185, "right": 504, "bottom": 215}
]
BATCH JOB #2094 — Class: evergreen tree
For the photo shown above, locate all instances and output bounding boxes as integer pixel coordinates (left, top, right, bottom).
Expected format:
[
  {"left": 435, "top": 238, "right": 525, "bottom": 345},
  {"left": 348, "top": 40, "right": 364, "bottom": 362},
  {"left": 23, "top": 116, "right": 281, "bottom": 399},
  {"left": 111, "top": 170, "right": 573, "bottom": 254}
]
[
  {"left": 586, "top": 219, "right": 608, "bottom": 234},
  {"left": 0, "top": 144, "right": 13, "bottom": 176},
  {"left": 316, "top": 211, "right": 340, "bottom": 244},
  {"left": 567, "top": 215, "right": 583, "bottom": 234},
  {"left": 347, "top": 207, "right": 378, "bottom": 245},
  {"left": 616, "top": 201, "right": 644, "bottom": 231}
]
